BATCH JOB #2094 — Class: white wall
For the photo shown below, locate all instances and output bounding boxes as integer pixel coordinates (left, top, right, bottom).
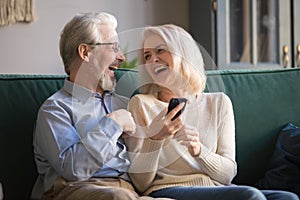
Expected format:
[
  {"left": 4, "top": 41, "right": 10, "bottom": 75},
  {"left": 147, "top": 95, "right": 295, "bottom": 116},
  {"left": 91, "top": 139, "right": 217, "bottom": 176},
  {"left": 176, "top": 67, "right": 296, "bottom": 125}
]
[{"left": 0, "top": 0, "right": 189, "bottom": 74}]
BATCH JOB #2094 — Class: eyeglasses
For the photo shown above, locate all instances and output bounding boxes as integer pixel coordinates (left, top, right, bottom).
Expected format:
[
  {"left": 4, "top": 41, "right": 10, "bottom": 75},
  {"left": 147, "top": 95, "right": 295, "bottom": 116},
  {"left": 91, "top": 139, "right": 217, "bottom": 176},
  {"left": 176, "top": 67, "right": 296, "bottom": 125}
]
[{"left": 87, "top": 42, "right": 120, "bottom": 53}]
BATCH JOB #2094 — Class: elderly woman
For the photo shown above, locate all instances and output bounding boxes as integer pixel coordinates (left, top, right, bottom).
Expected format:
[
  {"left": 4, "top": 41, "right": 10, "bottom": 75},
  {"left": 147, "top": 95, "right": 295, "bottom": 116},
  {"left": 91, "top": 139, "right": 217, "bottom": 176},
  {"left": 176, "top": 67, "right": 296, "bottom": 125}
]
[{"left": 125, "top": 24, "right": 298, "bottom": 200}]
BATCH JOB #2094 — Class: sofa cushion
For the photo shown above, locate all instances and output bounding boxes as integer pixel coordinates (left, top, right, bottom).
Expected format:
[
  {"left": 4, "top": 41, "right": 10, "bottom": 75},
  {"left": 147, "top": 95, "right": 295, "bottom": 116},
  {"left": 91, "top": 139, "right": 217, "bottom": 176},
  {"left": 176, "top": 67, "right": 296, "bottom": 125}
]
[
  {"left": 114, "top": 68, "right": 140, "bottom": 97},
  {"left": 256, "top": 123, "right": 300, "bottom": 196}
]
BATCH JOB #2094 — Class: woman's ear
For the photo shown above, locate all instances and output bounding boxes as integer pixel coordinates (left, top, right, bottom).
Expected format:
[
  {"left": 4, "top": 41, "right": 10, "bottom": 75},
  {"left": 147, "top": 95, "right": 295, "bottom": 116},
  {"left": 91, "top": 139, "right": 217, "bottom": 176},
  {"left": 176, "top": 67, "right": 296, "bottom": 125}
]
[{"left": 78, "top": 43, "right": 90, "bottom": 62}]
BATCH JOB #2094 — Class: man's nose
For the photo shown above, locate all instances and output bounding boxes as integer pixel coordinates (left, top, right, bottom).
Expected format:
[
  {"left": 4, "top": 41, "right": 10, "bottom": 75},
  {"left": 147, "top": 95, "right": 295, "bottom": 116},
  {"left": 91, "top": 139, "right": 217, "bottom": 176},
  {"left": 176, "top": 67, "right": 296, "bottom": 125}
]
[{"left": 117, "top": 51, "right": 126, "bottom": 61}]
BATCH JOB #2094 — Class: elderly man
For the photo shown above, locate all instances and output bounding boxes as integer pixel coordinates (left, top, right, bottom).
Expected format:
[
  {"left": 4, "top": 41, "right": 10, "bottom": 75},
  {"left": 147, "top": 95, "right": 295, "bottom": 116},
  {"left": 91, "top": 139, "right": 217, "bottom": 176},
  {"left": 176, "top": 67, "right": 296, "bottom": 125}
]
[{"left": 31, "top": 12, "right": 168, "bottom": 200}]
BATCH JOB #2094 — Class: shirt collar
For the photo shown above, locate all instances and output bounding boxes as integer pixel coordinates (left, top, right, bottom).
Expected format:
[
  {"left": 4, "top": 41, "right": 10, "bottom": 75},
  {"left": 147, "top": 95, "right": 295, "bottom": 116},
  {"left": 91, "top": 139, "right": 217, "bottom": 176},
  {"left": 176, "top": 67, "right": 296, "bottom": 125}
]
[{"left": 63, "top": 79, "right": 113, "bottom": 104}]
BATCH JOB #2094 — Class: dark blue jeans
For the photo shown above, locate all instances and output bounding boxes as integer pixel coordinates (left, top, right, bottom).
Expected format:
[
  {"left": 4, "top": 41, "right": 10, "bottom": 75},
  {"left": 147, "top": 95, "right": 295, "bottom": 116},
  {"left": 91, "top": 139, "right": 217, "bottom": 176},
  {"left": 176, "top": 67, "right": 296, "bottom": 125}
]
[{"left": 149, "top": 186, "right": 299, "bottom": 200}]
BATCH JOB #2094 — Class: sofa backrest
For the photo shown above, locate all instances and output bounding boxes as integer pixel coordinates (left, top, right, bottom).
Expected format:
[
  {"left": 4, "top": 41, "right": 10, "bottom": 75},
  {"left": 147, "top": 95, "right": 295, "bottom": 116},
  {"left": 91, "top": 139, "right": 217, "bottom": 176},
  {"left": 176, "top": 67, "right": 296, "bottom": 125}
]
[
  {"left": 1, "top": 68, "right": 300, "bottom": 199},
  {"left": 0, "top": 74, "right": 65, "bottom": 200},
  {"left": 205, "top": 68, "right": 300, "bottom": 185}
]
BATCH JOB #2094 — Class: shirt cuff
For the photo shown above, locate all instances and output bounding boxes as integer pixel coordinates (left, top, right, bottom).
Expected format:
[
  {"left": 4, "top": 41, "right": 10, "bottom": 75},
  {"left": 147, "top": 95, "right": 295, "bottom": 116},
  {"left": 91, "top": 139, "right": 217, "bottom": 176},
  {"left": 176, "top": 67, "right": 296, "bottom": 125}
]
[{"left": 99, "top": 116, "right": 123, "bottom": 141}]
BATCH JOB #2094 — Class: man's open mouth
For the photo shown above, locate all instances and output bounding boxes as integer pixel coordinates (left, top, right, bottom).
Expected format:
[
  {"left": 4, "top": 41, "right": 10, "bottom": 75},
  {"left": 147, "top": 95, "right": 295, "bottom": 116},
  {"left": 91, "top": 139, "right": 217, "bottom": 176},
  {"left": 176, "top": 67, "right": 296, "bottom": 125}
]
[{"left": 108, "top": 66, "right": 118, "bottom": 71}]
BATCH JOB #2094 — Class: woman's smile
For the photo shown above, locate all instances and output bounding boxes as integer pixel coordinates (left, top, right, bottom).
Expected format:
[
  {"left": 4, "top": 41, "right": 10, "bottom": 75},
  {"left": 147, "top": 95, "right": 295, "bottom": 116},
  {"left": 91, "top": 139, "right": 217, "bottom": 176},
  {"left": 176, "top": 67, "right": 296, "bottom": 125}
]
[{"left": 154, "top": 65, "right": 168, "bottom": 74}]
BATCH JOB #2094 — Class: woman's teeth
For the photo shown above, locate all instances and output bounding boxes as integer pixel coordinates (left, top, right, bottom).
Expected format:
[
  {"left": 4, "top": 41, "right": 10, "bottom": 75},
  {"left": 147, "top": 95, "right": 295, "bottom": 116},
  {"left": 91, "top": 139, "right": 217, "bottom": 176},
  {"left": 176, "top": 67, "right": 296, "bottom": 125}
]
[{"left": 154, "top": 66, "right": 167, "bottom": 74}]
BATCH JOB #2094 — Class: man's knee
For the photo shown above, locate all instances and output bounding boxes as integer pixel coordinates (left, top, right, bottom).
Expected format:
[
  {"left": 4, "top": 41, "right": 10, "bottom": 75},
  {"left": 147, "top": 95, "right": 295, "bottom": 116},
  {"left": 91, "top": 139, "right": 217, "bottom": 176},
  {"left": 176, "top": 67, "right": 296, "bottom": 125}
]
[
  {"left": 56, "top": 184, "right": 139, "bottom": 200},
  {"left": 105, "top": 187, "right": 139, "bottom": 200}
]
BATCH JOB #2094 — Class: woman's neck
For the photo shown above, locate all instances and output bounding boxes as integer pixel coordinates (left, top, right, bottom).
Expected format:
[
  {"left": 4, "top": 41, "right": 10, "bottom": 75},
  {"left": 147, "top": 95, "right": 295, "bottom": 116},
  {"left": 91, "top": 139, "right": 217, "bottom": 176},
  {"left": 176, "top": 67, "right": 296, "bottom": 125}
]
[
  {"left": 157, "top": 87, "right": 198, "bottom": 103},
  {"left": 157, "top": 88, "right": 176, "bottom": 103}
]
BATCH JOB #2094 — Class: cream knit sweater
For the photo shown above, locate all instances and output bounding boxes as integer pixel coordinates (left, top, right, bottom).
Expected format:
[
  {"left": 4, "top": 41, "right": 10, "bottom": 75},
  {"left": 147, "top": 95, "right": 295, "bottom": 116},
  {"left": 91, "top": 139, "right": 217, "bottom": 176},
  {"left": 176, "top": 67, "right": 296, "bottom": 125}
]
[{"left": 125, "top": 92, "right": 237, "bottom": 195}]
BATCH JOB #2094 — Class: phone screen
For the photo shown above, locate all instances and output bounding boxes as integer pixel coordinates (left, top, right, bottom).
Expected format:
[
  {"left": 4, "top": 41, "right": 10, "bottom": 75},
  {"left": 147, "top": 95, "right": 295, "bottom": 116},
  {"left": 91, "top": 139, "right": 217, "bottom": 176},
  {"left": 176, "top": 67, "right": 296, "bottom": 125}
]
[{"left": 167, "top": 98, "right": 187, "bottom": 120}]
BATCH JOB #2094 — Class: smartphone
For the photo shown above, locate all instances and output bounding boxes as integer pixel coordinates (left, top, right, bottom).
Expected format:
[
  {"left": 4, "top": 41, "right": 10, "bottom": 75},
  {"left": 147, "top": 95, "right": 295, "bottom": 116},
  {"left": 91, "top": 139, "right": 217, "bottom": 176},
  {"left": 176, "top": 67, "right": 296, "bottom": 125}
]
[{"left": 167, "top": 98, "right": 187, "bottom": 120}]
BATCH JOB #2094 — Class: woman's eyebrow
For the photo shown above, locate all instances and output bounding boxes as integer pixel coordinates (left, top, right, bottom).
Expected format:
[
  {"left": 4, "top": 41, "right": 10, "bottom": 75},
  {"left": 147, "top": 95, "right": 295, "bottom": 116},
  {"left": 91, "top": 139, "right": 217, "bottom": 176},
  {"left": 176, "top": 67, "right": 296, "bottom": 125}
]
[
  {"left": 155, "top": 44, "right": 166, "bottom": 49},
  {"left": 143, "top": 44, "right": 166, "bottom": 54}
]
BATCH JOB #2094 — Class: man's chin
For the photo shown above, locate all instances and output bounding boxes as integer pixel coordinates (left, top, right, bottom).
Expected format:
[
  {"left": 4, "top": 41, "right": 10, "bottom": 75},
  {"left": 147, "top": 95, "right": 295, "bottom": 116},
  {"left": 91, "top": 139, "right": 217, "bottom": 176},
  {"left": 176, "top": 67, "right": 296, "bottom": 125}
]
[{"left": 101, "top": 79, "right": 116, "bottom": 92}]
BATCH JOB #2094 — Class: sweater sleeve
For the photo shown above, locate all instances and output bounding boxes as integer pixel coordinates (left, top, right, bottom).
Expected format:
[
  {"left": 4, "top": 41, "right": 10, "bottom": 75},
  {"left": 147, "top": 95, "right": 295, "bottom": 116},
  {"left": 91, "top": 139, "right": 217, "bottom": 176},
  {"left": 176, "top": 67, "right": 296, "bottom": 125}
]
[
  {"left": 195, "top": 93, "right": 237, "bottom": 185},
  {"left": 125, "top": 95, "right": 164, "bottom": 193}
]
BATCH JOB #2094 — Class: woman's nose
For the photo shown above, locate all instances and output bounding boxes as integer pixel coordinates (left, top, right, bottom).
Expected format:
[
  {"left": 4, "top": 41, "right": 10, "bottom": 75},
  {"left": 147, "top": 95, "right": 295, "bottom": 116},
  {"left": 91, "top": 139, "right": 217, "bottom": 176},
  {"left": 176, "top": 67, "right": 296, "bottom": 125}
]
[{"left": 151, "top": 54, "right": 159, "bottom": 63}]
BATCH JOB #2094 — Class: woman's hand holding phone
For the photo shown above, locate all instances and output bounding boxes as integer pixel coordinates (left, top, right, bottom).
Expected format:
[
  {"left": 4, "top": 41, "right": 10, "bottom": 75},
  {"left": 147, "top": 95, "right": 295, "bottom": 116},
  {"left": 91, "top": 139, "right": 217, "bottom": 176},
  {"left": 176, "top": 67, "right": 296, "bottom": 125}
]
[
  {"left": 167, "top": 98, "right": 187, "bottom": 120},
  {"left": 148, "top": 98, "right": 187, "bottom": 140}
]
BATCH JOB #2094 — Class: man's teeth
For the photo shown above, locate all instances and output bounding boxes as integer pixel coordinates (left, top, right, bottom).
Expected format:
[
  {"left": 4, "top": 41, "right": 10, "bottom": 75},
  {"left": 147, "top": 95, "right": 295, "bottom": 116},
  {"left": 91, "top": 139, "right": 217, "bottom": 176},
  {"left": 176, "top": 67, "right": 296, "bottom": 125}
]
[
  {"left": 109, "top": 66, "right": 118, "bottom": 71},
  {"left": 154, "top": 66, "right": 167, "bottom": 74}
]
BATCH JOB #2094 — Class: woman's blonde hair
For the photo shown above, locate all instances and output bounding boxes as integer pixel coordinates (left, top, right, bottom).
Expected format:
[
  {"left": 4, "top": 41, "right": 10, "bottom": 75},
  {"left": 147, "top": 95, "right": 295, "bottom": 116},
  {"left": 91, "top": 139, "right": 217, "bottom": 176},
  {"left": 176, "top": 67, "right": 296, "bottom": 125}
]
[
  {"left": 59, "top": 12, "right": 117, "bottom": 75},
  {"left": 138, "top": 24, "right": 206, "bottom": 94}
]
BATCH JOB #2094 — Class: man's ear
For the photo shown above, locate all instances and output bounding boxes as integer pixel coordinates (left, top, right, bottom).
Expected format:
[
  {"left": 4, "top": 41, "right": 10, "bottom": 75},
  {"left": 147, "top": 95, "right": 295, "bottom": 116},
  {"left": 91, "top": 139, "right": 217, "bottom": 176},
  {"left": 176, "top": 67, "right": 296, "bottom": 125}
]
[{"left": 78, "top": 43, "right": 90, "bottom": 62}]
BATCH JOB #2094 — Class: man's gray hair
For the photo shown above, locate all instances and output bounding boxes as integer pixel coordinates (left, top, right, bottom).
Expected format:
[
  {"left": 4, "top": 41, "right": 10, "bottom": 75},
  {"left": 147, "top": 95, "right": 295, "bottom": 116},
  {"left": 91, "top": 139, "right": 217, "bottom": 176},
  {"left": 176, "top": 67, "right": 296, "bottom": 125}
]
[{"left": 59, "top": 12, "right": 117, "bottom": 75}]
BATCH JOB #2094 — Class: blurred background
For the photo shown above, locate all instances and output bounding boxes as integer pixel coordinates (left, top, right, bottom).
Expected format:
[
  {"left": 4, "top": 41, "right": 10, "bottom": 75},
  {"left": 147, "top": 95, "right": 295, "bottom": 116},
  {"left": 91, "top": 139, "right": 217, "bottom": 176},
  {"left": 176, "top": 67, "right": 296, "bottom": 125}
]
[{"left": 0, "top": 0, "right": 299, "bottom": 74}]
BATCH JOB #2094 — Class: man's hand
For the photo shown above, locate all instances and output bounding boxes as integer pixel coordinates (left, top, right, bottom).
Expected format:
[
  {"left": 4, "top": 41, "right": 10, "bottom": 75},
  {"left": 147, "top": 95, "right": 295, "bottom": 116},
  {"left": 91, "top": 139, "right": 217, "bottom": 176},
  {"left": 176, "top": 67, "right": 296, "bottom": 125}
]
[{"left": 107, "top": 109, "right": 136, "bottom": 136}]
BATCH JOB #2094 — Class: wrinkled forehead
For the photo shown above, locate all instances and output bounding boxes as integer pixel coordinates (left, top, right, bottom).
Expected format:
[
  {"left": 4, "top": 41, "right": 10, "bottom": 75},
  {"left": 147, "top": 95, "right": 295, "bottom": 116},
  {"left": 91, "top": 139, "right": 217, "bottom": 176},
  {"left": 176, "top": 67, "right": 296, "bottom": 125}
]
[
  {"left": 99, "top": 24, "right": 119, "bottom": 42},
  {"left": 143, "top": 34, "right": 166, "bottom": 50}
]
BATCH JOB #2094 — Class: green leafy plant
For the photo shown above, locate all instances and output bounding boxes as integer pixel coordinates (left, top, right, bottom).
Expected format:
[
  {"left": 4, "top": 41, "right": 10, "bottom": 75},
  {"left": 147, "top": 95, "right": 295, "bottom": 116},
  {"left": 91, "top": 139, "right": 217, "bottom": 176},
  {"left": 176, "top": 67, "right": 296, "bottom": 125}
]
[
  {"left": 120, "top": 56, "right": 138, "bottom": 69},
  {"left": 120, "top": 46, "right": 138, "bottom": 69}
]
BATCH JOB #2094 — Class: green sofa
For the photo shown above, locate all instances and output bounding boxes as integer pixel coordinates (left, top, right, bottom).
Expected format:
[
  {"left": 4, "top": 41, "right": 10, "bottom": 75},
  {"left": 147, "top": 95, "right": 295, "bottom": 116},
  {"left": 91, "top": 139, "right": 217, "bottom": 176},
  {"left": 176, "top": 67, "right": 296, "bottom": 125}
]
[{"left": 1, "top": 68, "right": 300, "bottom": 199}]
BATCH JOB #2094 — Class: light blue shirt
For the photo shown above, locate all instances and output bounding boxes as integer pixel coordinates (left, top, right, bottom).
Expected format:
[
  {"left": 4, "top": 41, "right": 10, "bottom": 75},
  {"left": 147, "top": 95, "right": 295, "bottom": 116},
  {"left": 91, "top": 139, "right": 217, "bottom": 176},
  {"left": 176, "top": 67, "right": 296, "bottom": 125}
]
[{"left": 31, "top": 79, "right": 130, "bottom": 199}]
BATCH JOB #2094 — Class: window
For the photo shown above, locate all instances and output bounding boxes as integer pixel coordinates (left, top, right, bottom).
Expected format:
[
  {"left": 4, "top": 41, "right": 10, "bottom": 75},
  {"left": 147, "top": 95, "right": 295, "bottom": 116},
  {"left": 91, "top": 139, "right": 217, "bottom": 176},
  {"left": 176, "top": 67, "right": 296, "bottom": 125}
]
[{"left": 216, "top": 0, "right": 299, "bottom": 69}]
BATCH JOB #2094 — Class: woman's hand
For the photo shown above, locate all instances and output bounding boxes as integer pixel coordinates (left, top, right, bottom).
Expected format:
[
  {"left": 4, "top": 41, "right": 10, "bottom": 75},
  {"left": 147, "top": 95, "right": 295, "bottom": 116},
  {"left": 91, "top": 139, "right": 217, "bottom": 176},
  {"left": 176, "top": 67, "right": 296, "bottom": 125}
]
[
  {"left": 148, "top": 103, "right": 185, "bottom": 140},
  {"left": 175, "top": 125, "right": 201, "bottom": 157}
]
